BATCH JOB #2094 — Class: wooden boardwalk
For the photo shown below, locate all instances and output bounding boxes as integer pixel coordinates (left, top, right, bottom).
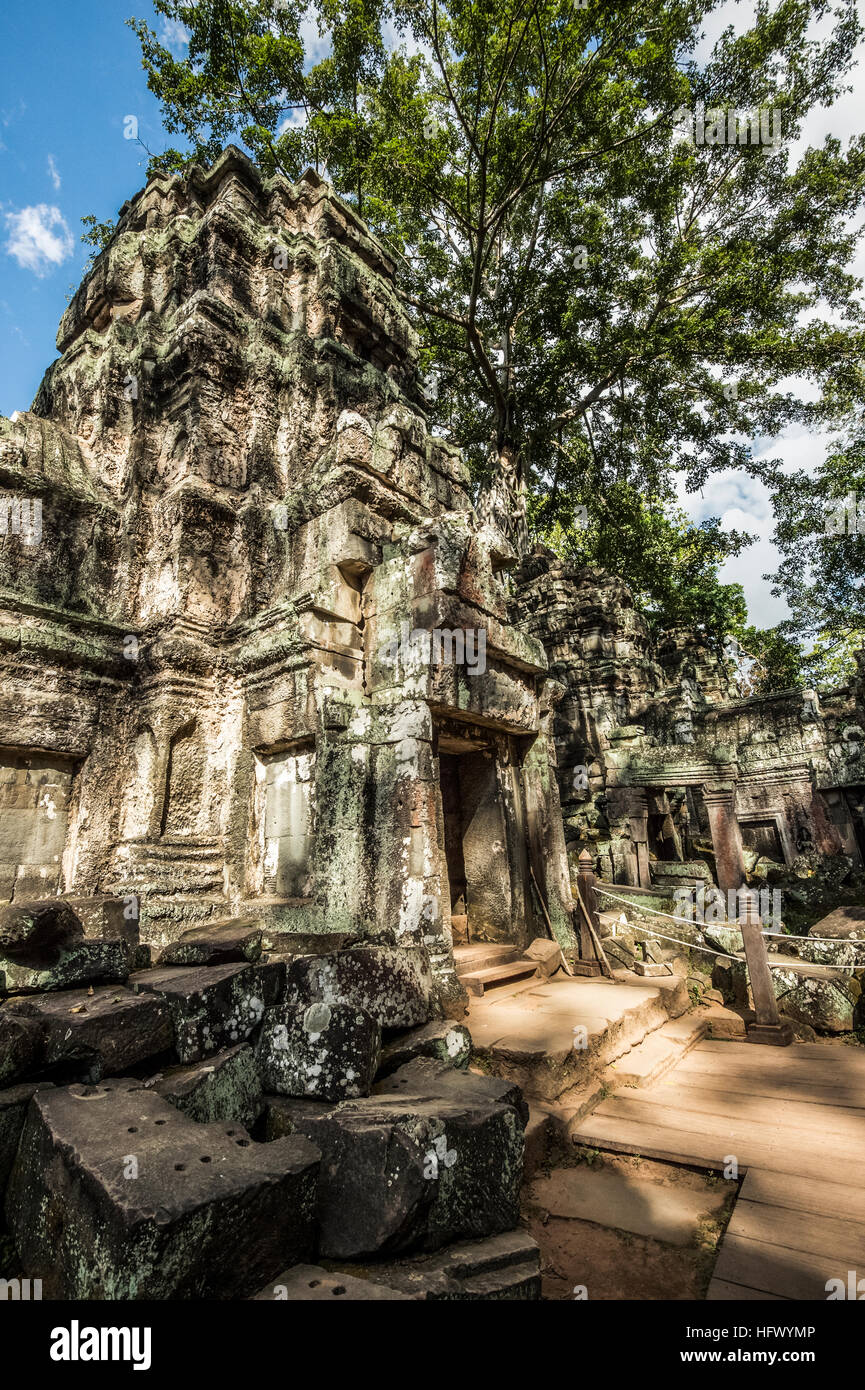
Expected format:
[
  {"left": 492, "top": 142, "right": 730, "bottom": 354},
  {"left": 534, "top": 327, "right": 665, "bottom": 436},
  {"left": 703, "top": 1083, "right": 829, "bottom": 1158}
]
[{"left": 571, "top": 1037, "right": 865, "bottom": 1300}]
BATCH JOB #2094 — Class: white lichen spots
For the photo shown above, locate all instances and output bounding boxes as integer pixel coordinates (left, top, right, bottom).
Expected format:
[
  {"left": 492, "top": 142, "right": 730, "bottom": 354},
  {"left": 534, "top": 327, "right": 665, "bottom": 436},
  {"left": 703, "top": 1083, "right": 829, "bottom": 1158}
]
[
  {"left": 398, "top": 875, "right": 425, "bottom": 936},
  {"left": 38, "top": 792, "right": 57, "bottom": 819},
  {"left": 304, "top": 1001, "right": 332, "bottom": 1038}
]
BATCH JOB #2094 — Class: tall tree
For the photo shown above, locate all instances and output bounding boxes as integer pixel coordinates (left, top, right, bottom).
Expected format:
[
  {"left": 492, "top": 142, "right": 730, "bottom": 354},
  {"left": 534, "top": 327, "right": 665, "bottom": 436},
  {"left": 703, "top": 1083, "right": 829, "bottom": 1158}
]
[
  {"left": 131, "top": 0, "right": 865, "bottom": 564},
  {"left": 770, "top": 419, "right": 865, "bottom": 643}
]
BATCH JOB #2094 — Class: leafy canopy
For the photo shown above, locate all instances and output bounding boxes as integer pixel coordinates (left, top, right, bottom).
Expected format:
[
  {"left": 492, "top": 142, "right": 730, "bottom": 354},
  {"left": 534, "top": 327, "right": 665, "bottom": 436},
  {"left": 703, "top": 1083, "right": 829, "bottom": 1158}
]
[{"left": 128, "top": 0, "right": 865, "bottom": 637}]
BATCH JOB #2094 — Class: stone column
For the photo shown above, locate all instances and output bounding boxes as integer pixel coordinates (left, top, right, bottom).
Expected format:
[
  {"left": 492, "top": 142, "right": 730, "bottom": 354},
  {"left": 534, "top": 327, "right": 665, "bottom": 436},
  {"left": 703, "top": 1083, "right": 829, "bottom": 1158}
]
[
  {"left": 625, "top": 788, "right": 651, "bottom": 888},
  {"left": 702, "top": 782, "right": 746, "bottom": 892}
]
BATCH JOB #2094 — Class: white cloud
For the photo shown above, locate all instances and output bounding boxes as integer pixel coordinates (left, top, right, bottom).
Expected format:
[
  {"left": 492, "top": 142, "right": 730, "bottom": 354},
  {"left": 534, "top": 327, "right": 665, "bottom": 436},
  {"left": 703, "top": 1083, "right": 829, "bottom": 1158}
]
[
  {"left": 677, "top": 467, "right": 788, "bottom": 628},
  {"left": 158, "top": 18, "right": 190, "bottom": 53},
  {"left": 46, "top": 154, "right": 60, "bottom": 191},
  {"left": 4, "top": 204, "right": 73, "bottom": 276}
]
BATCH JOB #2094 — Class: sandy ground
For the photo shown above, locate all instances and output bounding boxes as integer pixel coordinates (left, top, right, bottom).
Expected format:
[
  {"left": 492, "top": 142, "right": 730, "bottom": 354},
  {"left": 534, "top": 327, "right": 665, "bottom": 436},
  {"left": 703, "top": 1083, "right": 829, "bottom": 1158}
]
[{"left": 522, "top": 1150, "right": 738, "bottom": 1300}]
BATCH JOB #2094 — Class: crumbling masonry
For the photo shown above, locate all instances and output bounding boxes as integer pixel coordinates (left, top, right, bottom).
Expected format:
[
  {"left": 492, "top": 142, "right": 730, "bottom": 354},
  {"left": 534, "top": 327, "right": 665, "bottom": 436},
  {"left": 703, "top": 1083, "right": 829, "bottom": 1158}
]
[
  {"left": 0, "top": 146, "right": 579, "bottom": 1002},
  {"left": 516, "top": 554, "right": 865, "bottom": 904},
  {"left": 1, "top": 147, "right": 863, "bottom": 1301}
]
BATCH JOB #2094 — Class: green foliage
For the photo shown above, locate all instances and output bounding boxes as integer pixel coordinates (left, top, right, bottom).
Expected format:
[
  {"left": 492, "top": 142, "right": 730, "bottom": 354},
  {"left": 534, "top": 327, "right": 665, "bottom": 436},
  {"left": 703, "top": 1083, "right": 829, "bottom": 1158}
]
[
  {"left": 735, "top": 623, "right": 804, "bottom": 693},
  {"left": 735, "top": 623, "right": 864, "bottom": 694},
  {"left": 769, "top": 418, "right": 865, "bottom": 645},
  {"left": 80, "top": 214, "right": 117, "bottom": 267},
  {"left": 536, "top": 485, "right": 749, "bottom": 643},
  {"left": 128, "top": 0, "right": 865, "bottom": 620}
]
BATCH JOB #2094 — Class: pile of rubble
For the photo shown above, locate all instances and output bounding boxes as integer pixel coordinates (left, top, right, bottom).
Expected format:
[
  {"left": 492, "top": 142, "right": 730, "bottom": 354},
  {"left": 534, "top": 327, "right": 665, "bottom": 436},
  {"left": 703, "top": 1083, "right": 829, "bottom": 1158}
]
[{"left": 0, "top": 899, "right": 539, "bottom": 1299}]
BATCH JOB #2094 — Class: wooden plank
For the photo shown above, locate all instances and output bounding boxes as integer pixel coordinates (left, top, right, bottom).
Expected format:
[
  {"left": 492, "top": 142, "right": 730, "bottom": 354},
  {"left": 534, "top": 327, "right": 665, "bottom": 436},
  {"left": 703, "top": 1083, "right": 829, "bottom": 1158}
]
[
  {"left": 727, "top": 1199, "right": 865, "bottom": 1265},
  {"left": 694, "top": 1039, "right": 865, "bottom": 1066},
  {"left": 656, "top": 1070, "right": 865, "bottom": 1111},
  {"left": 460, "top": 961, "right": 539, "bottom": 995},
  {"left": 740, "top": 1168, "right": 865, "bottom": 1225},
  {"left": 639, "top": 1080, "right": 865, "bottom": 1139},
  {"left": 593, "top": 1095, "right": 865, "bottom": 1165},
  {"left": 713, "top": 1233, "right": 850, "bottom": 1301},
  {"left": 706, "top": 1278, "right": 788, "bottom": 1301},
  {"left": 679, "top": 1051, "right": 865, "bottom": 1088},
  {"left": 571, "top": 1112, "right": 865, "bottom": 1187}
]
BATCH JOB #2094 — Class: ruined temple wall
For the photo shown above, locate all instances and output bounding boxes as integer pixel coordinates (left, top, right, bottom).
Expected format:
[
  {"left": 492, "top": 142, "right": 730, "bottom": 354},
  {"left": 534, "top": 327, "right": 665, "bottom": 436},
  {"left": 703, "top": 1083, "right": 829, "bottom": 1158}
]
[
  {"left": 0, "top": 149, "right": 580, "bottom": 1005},
  {"left": 515, "top": 550, "right": 865, "bottom": 889}
]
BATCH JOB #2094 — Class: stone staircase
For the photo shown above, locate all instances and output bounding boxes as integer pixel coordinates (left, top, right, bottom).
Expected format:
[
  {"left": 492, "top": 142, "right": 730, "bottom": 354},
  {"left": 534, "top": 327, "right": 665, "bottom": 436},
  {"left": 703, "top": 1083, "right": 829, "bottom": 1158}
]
[
  {"left": 521, "top": 1008, "right": 709, "bottom": 1176},
  {"left": 466, "top": 962, "right": 705, "bottom": 1113},
  {"left": 454, "top": 943, "right": 542, "bottom": 997}
]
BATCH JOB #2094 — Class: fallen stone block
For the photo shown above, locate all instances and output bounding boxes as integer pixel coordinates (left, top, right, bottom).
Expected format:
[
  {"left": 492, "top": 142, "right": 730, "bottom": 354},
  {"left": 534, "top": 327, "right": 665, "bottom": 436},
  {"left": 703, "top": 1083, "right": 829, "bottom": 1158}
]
[
  {"left": 334, "top": 1229, "right": 542, "bottom": 1300},
  {"left": 0, "top": 1082, "right": 54, "bottom": 1198},
  {"left": 377, "top": 1021, "right": 472, "bottom": 1078},
  {"left": 0, "top": 939, "right": 130, "bottom": 995},
  {"left": 130, "top": 962, "right": 274, "bottom": 1062},
  {"left": 6, "top": 985, "right": 174, "bottom": 1079},
  {"left": 266, "top": 1059, "right": 526, "bottom": 1259},
  {"left": 633, "top": 960, "right": 672, "bottom": 978},
  {"left": 64, "top": 896, "right": 139, "bottom": 949},
  {"left": 159, "top": 917, "right": 263, "bottom": 968},
  {"left": 525, "top": 938, "right": 565, "bottom": 977},
  {"left": 251, "top": 1263, "right": 414, "bottom": 1301},
  {"left": 0, "top": 1010, "right": 44, "bottom": 1086},
  {"left": 258, "top": 1002, "right": 381, "bottom": 1101},
  {"left": 285, "top": 945, "right": 432, "bottom": 1029},
  {"left": 6, "top": 1080, "right": 320, "bottom": 1299},
  {"left": 152, "top": 1044, "right": 264, "bottom": 1128},
  {"left": 252, "top": 1230, "right": 541, "bottom": 1300},
  {"left": 0, "top": 900, "right": 83, "bottom": 962},
  {"left": 375, "top": 1056, "right": 530, "bottom": 1126}
]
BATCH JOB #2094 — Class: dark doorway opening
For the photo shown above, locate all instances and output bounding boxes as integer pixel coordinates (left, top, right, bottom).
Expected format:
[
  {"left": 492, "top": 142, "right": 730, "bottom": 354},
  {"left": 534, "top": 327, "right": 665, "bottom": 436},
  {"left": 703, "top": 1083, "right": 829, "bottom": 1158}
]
[
  {"left": 843, "top": 789, "right": 865, "bottom": 866},
  {"left": 439, "top": 752, "right": 468, "bottom": 915},
  {"left": 436, "top": 728, "right": 516, "bottom": 946},
  {"left": 740, "top": 818, "right": 784, "bottom": 861}
]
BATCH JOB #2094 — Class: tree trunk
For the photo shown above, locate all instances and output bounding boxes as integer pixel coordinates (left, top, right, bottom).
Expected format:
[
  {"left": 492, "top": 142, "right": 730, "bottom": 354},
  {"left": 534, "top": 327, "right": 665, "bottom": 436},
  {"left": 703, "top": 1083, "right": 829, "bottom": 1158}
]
[{"left": 477, "top": 441, "right": 528, "bottom": 558}]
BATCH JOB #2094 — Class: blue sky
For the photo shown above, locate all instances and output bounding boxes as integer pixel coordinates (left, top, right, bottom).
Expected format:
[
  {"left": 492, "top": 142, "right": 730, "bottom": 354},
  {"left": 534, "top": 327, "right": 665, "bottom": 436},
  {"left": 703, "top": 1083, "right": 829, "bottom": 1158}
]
[
  {"left": 0, "top": 1, "right": 862, "bottom": 626},
  {"left": 0, "top": 1, "right": 172, "bottom": 417}
]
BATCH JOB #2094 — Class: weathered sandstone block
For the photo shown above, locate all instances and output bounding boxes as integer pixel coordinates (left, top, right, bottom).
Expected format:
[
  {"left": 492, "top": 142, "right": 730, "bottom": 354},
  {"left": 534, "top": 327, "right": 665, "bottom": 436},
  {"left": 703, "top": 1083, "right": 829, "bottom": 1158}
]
[
  {"left": 6, "top": 1081, "right": 320, "bottom": 1299},
  {"left": 257, "top": 1001, "right": 381, "bottom": 1101},
  {"left": 285, "top": 945, "right": 432, "bottom": 1029}
]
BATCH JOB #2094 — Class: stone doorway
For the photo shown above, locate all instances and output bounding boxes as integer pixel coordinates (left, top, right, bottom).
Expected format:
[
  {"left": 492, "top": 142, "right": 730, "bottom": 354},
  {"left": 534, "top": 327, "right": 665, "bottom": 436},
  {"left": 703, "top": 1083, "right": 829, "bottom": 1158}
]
[
  {"left": 842, "top": 787, "right": 865, "bottom": 866},
  {"left": 0, "top": 749, "right": 78, "bottom": 902},
  {"left": 435, "top": 723, "right": 518, "bottom": 947}
]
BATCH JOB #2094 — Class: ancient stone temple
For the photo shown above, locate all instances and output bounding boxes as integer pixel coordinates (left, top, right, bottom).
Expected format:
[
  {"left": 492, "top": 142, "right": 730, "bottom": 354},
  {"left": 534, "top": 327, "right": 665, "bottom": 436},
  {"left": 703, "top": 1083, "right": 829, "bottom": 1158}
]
[
  {"left": 516, "top": 552, "right": 865, "bottom": 900},
  {"left": 0, "top": 148, "right": 596, "bottom": 1298},
  {"left": 0, "top": 146, "right": 578, "bottom": 1010}
]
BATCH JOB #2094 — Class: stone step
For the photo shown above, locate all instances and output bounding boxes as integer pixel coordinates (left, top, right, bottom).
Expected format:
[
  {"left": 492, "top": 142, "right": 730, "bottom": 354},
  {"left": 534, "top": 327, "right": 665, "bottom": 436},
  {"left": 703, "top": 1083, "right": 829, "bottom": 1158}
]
[
  {"left": 460, "top": 959, "right": 541, "bottom": 997},
  {"left": 603, "top": 1014, "right": 708, "bottom": 1089},
  {"left": 454, "top": 943, "right": 522, "bottom": 976},
  {"left": 469, "top": 971, "right": 691, "bottom": 1102}
]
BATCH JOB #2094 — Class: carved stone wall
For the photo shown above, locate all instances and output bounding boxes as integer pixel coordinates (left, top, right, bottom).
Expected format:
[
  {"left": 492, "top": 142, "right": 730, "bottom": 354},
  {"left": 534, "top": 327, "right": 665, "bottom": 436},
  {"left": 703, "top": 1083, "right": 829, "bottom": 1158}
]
[
  {"left": 515, "top": 550, "right": 865, "bottom": 893},
  {"left": 0, "top": 148, "right": 578, "bottom": 1008}
]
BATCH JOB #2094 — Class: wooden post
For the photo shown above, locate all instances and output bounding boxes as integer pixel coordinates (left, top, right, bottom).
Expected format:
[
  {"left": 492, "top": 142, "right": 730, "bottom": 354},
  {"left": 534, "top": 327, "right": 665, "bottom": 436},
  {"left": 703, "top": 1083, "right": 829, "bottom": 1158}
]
[
  {"left": 574, "top": 850, "right": 604, "bottom": 976},
  {"left": 739, "top": 892, "right": 793, "bottom": 1046}
]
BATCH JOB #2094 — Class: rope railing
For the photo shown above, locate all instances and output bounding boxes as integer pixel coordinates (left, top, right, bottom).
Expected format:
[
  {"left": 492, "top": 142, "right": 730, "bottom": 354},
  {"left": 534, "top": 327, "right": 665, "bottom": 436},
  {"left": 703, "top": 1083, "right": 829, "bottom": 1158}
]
[{"left": 593, "top": 885, "right": 864, "bottom": 974}]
